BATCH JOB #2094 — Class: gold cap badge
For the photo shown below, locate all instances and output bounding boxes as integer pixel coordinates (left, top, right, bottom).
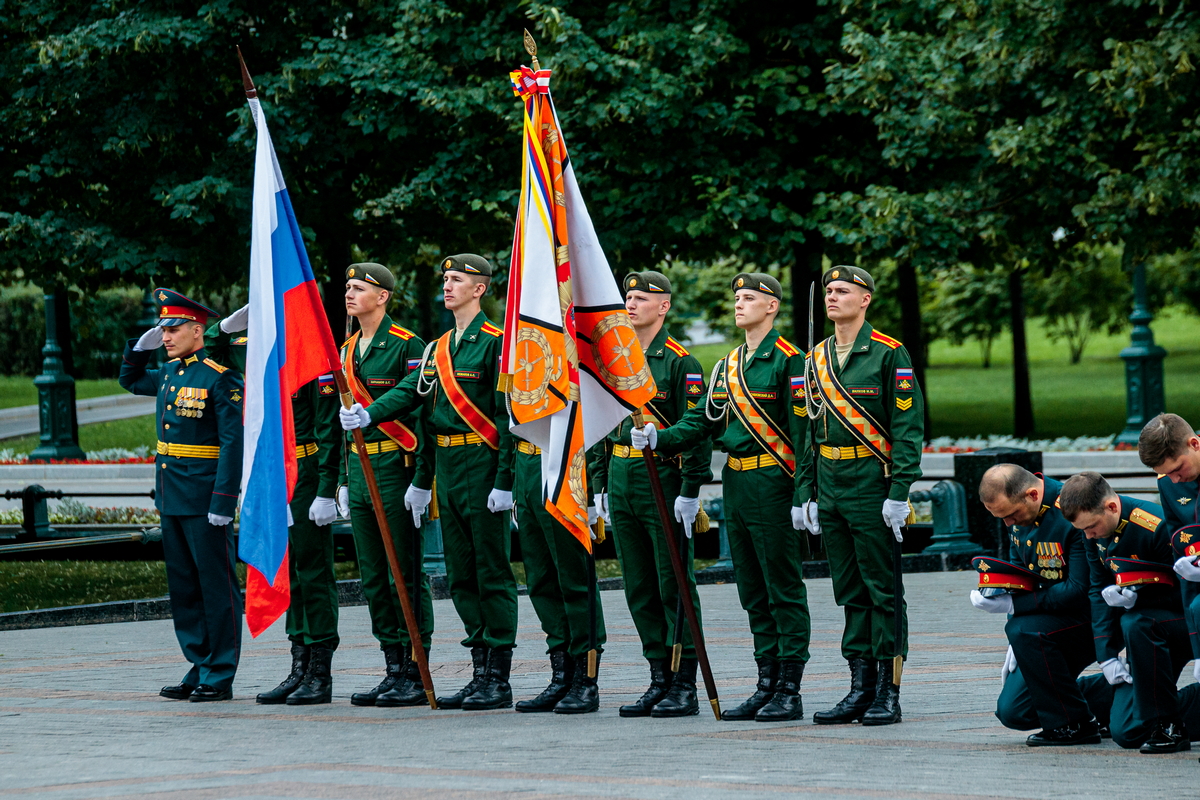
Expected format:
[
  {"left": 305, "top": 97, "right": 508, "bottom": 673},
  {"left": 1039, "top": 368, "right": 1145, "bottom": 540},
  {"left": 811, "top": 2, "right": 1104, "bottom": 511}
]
[
  {"left": 630, "top": 278, "right": 638, "bottom": 286},
  {"left": 736, "top": 277, "right": 744, "bottom": 287},
  {"left": 348, "top": 268, "right": 355, "bottom": 277},
  {"left": 831, "top": 270, "right": 840, "bottom": 279}
]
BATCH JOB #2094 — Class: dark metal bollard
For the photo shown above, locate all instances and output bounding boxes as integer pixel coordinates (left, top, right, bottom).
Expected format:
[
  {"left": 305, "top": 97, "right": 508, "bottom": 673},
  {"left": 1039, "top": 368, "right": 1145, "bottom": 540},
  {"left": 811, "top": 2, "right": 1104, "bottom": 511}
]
[
  {"left": 911, "top": 480, "right": 977, "bottom": 555},
  {"left": 953, "top": 448, "right": 1042, "bottom": 557}
]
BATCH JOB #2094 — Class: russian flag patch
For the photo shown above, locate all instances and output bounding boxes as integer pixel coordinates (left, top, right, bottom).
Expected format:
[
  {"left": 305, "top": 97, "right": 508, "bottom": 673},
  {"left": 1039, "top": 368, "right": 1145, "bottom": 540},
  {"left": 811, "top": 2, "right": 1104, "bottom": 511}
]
[
  {"left": 896, "top": 367, "right": 914, "bottom": 392},
  {"left": 407, "top": 358, "right": 422, "bottom": 372},
  {"left": 686, "top": 373, "right": 703, "bottom": 395},
  {"left": 791, "top": 374, "right": 805, "bottom": 399}
]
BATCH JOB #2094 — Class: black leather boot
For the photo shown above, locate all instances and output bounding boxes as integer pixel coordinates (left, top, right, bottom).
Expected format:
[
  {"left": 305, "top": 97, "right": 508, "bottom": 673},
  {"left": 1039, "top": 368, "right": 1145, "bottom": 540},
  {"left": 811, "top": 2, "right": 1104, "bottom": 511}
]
[
  {"left": 436, "top": 646, "right": 488, "bottom": 709},
  {"left": 377, "top": 647, "right": 430, "bottom": 707},
  {"left": 619, "top": 658, "right": 672, "bottom": 718},
  {"left": 287, "top": 644, "right": 333, "bottom": 705},
  {"left": 651, "top": 658, "right": 698, "bottom": 717},
  {"left": 462, "top": 647, "right": 514, "bottom": 710},
  {"left": 861, "top": 660, "right": 902, "bottom": 726},
  {"left": 721, "top": 658, "right": 778, "bottom": 721},
  {"left": 351, "top": 644, "right": 404, "bottom": 707},
  {"left": 516, "top": 650, "right": 573, "bottom": 713},
  {"left": 755, "top": 661, "right": 804, "bottom": 721},
  {"left": 813, "top": 658, "right": 876, "bottom": 724},
  {"left": 554, "top": 652, "right": 600, "bottom": 714},
  {"left": 257, "top": 643, "right": 310, "bottom": 704}
]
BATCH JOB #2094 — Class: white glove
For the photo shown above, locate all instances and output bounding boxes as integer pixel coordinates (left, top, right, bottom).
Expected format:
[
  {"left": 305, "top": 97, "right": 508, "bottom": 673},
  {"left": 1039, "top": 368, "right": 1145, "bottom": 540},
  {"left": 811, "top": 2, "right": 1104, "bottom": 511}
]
[
  {"left": 134, "top": 327, "right": 163, "bottom": 351},
  {"left": 219, "top": 304, "right": 249, "bottom": 334},
  {"left": 595, "top": 493, "right": 611, "bottom": 524},
  {"left": 630, "top": 423, "right": 658, "bottom": 451},
  {"left": 487, "top": 488, "right": 514, "bottom": 513},
  {"left": 1100, "top": 656, "right": 1133, "bottom": 686},
  {"left": 674, "top": 496, "right": 700, "bottom": 538},
  {"left": 1194, "top": 660, "right": 1200, "bottom": 683},
  {"left": 339, "top": 403, "right": 371, "bottom": 431},
  {"left": 309, "top": 496, "right": 337, "bottom": 527},
  {"left": 791, "top": 506, "right": 805, "bottom": 531},
  {"left": 404, "top": 484, "right": 432, "bottom": 528},
  {"left": 1000, "top": 645, "right": 1017, "bottom": 688},
  {"left": 791, "top": 501, "right": 820, "bottom": 534},
  {"left": 882, "top": 498, "right": 909, "bottom": 542},
  {"left": 1101, "top": 584, "right": 1138, "bottom": 609},
  {"left": 587, "top": 506, "right": 599, "bottom": 540},
  {"left": 970, "top": 589, "right": 1014, "bottom": 614},
  {"left": 336, "top": 485, "right": 350, "bottom": 519},
  {"left": 208, "top": 513, "right": 233, "bottom": 527},
  {"left": 1174, "top": 555, "right": 1200, "bottom": 582}
]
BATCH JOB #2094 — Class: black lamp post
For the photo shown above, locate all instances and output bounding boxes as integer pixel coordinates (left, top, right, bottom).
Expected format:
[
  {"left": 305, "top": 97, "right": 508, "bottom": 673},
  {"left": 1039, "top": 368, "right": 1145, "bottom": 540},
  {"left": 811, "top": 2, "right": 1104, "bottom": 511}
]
[
  {"left": 1114, "top": 248, "right": 1166, "bottom": 446},
  {"left": 29, "top": 286, "right": 85, "bottom": 461}
]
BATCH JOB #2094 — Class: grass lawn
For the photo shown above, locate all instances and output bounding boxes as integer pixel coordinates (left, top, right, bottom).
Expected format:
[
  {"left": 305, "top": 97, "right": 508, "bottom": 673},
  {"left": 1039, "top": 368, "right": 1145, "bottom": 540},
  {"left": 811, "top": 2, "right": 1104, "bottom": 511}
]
[
  {"left": 685, "top": 307, "right": 1200, "bottom": 439},
  {"left": 4, "top": 558, "right": 715, "bottom": 613},
  {"left": 0, "top": 377, "right": 124, "bottom": 410},
  {"left": 1, "top": 415, "right": 157, "bottom": 453}
]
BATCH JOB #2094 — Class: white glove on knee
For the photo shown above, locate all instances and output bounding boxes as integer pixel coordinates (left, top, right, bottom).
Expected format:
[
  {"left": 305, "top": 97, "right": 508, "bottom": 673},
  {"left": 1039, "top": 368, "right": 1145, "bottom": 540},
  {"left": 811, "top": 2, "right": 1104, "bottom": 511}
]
[
  {"left": 1100, "top": 657, "right": 1133, "bottom": 686},
  {"left": 1101, "top": 584, "right": 1138, "bottom": 609},
  {"left": 970, "top": 589, "right": 1014, "bottom": 614}
]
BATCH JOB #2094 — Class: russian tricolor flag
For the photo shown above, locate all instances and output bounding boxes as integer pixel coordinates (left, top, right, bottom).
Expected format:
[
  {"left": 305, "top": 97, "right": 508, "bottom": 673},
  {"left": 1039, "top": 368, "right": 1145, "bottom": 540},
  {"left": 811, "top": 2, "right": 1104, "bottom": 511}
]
[{"left": 239, "top": 94, "right": 340, "bottom": 637}]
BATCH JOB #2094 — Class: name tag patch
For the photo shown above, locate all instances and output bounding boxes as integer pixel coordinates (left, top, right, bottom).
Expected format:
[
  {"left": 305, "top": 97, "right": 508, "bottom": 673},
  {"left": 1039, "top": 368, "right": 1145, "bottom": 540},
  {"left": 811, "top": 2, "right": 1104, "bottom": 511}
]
[
  {"left": 366, "top": 378, "right": 396, "bottom": 388},
  {"left": 749, "top": 390, "right": 777, "bottom": 401},
  {"left": 455, "top": 370, "right": 482, "bottom": 381},
  {"left": 848, "top": 386, "right": 880, "bottom": 397}
]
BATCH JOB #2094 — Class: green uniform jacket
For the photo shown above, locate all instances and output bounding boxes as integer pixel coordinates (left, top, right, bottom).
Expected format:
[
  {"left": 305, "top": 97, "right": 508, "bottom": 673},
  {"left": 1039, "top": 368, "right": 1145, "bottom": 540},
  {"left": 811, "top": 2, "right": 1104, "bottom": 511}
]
[
  {"left": 320, "top": 314, "right": 430, "bottom": 489},
  {"left": 796, "top": 322, "right": 924, "bottom": 503},
  {"left": 1159, "top": 476, "right": 1200, "bottom": 658},
  {"left": 1006, "top": 477, "right": 1089, "bottom": 620},
  {"left": 1085, "top": 496, "right": 1180, "bottom": 662},
  {"left": 654, "top": 328, "right": 806, "bottom": 499},
  {"left": 119, "top": 342, "right": 243, "bottom": 518},
  {"left": 590, "top": 328, "right": 712, "bottom": 499},
  {"left": 205, "top": 325, "right": 343, "bottom": 497},
  {"left": 365, "top": 311, "right": 514, "bottom": 492}
]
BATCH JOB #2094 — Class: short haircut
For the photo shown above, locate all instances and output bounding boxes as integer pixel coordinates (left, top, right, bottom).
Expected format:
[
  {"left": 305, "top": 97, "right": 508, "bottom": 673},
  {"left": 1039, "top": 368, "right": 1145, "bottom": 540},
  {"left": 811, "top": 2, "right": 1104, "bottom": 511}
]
[
  {"left": 978, "top": 463, "right": 1040, "bottom": 504},
  {"left": 1058, "top": 472, "right": 1116, "bottom": 521},
  {"left": 1137, "top": 413, "right": 1196, "bottom": 469}
]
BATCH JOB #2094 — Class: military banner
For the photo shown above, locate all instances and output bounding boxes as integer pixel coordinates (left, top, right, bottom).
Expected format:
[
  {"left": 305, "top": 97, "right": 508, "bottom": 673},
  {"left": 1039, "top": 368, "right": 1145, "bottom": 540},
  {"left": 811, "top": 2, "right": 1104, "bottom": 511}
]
[{"left": 501, "top": 62, "right": 656, "bottom": 549}]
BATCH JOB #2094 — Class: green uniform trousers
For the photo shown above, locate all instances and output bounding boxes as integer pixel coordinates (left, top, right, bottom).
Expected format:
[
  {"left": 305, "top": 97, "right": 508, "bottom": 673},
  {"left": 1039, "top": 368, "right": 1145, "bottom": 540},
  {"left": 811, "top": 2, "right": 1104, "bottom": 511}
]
[
  {"left": 348, "top": 449, "right": 434, "bottom": 650},
  {"left": 286, "top": 452, "right": 340, "bottom": 649},
  {"left": 160, "top": 514, "right": 242, "bottom": 691},
  {"left": 994, "top": 613, "right": 1093, "bottom": 730},
  {"left": 514, "top": 451, "right": 606, "bottom": 656},
  {"left": 817, "top": 457, "right": 908, "bottom": 661},
  {"left": 609, "top": 457, "right": 702, "bottom": 660},
  {"left": 437, "top": 443, "right": 518, "bottom": 649},
  {"left": 722, "top": 463, "right": 810, "bottom": 662}
]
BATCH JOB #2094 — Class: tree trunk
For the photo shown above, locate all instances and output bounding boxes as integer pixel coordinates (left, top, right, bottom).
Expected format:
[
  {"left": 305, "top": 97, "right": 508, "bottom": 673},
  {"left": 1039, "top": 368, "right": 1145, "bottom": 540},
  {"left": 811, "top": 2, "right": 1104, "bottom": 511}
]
[
  {"left": 1009, "top": 269, "right": 1035, "bottom": 437},
  {"left": 790, "top": 232, "right": 825, "bottom": 350},
  {"left": 896, "top": 260, "right": 932, "bottom": 437},
  {"left": 318, "top": 229, "right": 354, "bottom": 344}
]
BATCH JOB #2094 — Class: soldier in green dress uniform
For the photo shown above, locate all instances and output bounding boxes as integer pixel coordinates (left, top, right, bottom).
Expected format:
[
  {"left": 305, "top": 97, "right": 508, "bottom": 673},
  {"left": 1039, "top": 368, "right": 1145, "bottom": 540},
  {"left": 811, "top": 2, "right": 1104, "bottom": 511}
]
[
  {"left": 512, "top": 438, "right": 607, "bottom": 714},
  {"left": 204, "top": 308, "right": 343, "bottom": 705},
  {"left": 324, "top": 262, "right": 435, "bottom": 708},
  {"left": 590, "top": 271, "right": 711, "bottom": 718},
  {"left": 976, "top": 465, "right": 1101, "bottom": 745},
  {"left": 1060, "top": 471, "right": 1192, "bottom": 754},
  {"left": 632, "top": 272, "right": 811, "bottom": 722},
  {"left": 796, "top": 265, "right": 923, "bottom": 727},
  {"left": 120, "top": 289, "right": 243, "bottom": 702},
  {"left": 340, "top": 254, "right": 519, "bottom": 711}
]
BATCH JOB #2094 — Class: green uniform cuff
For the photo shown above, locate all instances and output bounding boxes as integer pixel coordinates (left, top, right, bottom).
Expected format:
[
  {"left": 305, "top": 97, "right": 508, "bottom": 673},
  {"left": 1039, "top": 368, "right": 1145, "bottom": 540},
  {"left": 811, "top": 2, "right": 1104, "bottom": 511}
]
[
  {"left": 888, "top": 483, "right": 913, "bottom": 502},
  {"left": 493, "top": 474, "right": 513, "bottom": 492},
  {"left": 679, "top": 483, "right": 701, "bottom": 500},
  {"left": 1011, "top": 591, "right": 1038, "bottom": 615}
]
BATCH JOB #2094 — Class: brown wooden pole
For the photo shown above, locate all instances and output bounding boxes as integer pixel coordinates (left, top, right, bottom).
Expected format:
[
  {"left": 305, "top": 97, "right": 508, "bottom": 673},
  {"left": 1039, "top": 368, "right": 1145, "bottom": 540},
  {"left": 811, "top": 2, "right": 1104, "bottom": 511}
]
[
  {"left": 632, "top": 412, "right": 721, "bottom": 719},
  {"left": 334, "top": 370, "right": 437, "bottom": 707}
]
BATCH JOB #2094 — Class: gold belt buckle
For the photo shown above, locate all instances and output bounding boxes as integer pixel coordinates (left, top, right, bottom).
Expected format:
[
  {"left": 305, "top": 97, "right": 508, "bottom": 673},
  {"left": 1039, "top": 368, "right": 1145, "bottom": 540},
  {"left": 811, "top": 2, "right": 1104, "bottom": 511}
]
[{"left": 830, "top": 446, "right": 841, "bottom": 460}]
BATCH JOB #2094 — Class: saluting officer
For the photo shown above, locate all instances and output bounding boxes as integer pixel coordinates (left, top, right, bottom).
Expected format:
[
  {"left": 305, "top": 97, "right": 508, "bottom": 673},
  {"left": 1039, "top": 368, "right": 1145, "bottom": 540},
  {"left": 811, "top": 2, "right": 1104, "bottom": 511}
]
[
  {"left": 341, "top": 254, "right": 519, "bottom": 711},
  {"left": 633, "top": 272, "right": 810, "bottom": 722},
  {"left": 1059, "top": 471, "right": 1192, "bottom": 754},
  {"left": 976, "top": 465, "right": 1100, "bottom": 745},
  {"left": 796, "top": 265, "right": 923, "bottom": 727},
  {"left": 590, "top": 271, "right": 711, "bottom": 718},
  {"left": 323, "top": 262, "right": 434, "bottom": 708},
  {"left": 120, "top": 289, "right": 243, "bottom": 702},
  {"left": 205, "top": 308, "right": 343, "bottom": 705}
]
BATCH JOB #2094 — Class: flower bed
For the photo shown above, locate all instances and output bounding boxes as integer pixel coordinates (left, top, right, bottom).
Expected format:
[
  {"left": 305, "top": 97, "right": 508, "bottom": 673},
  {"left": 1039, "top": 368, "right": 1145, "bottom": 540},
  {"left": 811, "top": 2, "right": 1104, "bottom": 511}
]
[
  {"left": 0, "top": 446, "right": 154, "bottom": 465},
  {"left": 0, "top": 498, "right": 159, "bottom": 525},
  {"left": 922, "top": 435, "right": 1123, "bottom": 453}
]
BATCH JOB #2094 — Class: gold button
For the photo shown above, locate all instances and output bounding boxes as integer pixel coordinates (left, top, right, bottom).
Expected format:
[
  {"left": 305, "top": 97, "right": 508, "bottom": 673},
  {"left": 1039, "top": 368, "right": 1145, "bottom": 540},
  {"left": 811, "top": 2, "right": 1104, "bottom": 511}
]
[
  {"left": 1029, "top": 564, "right": 1035, "bottom": 570},
  {"left": 1026, "top": 540, "right": 1031, "bottom": 546},
  {"left": 161, "top": 463, "right": 167, "bottom": 469},
  {"left": 178, "top": 370, "right": 185, "bottom": 376},
  {"left": 170, "top": 386, "right": 175, "bottom": 391},
  {"left": 164, "top": 424, "right": 170, "bottom": 429},
  {"left": 830, "top": 446, "right": 841, "bottom": 459},
  {"left": 166, "top": 404, "right": 172, "bottom": 410}
]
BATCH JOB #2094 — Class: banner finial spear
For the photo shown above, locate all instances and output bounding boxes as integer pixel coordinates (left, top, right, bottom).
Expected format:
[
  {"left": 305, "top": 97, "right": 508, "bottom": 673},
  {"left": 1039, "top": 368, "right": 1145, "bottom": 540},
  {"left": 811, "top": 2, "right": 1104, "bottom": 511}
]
[
  {"left": 523, "top": 29, "right": 540, "bottom": 70},
  {"left": 236, "top": 46, "right": 257, "bottom": 99}
]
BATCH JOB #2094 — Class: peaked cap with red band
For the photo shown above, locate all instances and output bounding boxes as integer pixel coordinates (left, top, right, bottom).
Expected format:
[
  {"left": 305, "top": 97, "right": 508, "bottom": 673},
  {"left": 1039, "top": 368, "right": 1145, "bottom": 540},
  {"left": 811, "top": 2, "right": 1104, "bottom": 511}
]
[{"left": 154, "top": 287, "right": 218, "bottom": 327}]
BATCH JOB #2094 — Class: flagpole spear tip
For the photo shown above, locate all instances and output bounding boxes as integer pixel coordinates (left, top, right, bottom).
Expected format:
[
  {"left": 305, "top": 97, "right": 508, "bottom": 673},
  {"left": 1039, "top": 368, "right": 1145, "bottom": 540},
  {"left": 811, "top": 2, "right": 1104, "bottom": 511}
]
[
  {"left": 235, "top": 45, "right": 257, "bottom": 99},
  {"left": 523, "top": 28, "right": 540, "bottom": 70}
]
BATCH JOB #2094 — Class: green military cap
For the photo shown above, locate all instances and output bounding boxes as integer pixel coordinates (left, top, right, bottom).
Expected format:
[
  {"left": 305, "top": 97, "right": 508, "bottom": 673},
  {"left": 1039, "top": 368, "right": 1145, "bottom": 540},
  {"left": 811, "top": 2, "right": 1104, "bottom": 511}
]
[
  {"left": 346, "top": 262, "right": 395, "bottom": 292},
  {"left": 153, "top": 288, "right": 218, "bottom": 327},
  {"left": 440, "top": 253, "right": 494, "bottom": 277},
  {"left": 731, "top": 272, "right": 783, "bottom": 299},
  {"left": 623, "top": 271, "right": 672, "bottom": 295},
  {"left": 823, "top": 264, "right": 875, "bottom": 292}
]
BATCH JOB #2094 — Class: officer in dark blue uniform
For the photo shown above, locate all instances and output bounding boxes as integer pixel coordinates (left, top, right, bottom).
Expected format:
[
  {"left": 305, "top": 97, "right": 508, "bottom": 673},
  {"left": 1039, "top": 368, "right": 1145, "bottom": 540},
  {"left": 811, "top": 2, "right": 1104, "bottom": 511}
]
[
  {"left": 120, "top": 289, "right": 244, "bottom": 702},
  {"left": 975, "top": 464, "right": 1098, "bottom": 746},
  {"left": 1060, "top": 471, "right": 1191, "bottom": 754}
]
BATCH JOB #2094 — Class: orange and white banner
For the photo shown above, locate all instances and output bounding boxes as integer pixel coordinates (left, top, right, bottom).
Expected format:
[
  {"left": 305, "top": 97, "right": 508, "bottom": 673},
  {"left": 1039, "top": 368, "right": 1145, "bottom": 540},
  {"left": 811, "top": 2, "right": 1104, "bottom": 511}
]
[{"left": 502, "top": 66, "right": 656, "bottom": 550}]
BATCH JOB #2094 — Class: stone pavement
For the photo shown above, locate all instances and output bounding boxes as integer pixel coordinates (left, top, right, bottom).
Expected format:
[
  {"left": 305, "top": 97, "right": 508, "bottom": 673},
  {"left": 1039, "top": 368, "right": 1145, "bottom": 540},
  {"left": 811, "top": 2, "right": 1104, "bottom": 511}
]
[{"left": 1, "top": 573, "right": 1197, "bottom": 799}]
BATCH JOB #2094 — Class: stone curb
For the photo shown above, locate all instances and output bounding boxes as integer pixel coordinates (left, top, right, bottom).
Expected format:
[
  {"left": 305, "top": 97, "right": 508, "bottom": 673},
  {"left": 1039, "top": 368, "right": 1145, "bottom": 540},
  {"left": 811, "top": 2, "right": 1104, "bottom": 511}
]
[{"left": 0, "top": 553, "right": 975, "bottom": 631}]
